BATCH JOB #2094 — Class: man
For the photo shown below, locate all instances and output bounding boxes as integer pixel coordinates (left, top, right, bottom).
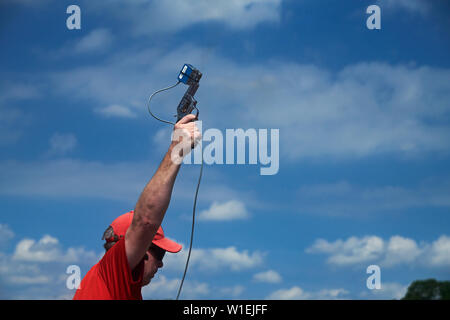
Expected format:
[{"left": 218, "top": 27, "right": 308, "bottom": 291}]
[{"left": 73, "top": 114, "right": 201, "bottom": 300}]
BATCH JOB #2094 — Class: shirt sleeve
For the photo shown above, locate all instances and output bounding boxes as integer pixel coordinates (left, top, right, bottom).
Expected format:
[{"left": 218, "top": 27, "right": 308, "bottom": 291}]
[{"left": 97, "top": 237, "right": 145, "bottom": 299}]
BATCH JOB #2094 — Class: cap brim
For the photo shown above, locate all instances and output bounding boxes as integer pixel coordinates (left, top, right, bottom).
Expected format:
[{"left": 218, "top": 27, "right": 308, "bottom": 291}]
[{"left": 152, "top": 237, "right": 182, "bottom": 253}]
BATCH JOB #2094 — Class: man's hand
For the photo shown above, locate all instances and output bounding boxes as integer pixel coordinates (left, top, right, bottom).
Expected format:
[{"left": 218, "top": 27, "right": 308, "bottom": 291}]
[{"left": 170, "top": 114, "right": 201, "bottom": 163}]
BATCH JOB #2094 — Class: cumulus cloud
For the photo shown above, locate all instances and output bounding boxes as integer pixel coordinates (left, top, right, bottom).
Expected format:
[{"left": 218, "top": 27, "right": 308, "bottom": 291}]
[
  {"left": 0, "top": 227, "right": 102, "bottom": 299},
  {"left": 141, "top": 275, "right": 246, "bottom": 299},
  {"left": 306, "top": 235, "right": 450, "bottom": 269},
  {"left": 267, "top": 286, "right": 308, "bottom": 299},
  {"left": 360, "top": 282, "right": 408, "bottom": 300},
  {"left": 12, "top": 234, "right": 98, "bottom": 263},
  {"left": 163, "top": 245, "right": 265, "bottom": 272},
  {"left": 266, "top": 286, "right": 349, "bottom": 300},
  {"left": 198, "top": 200, "right": 250, "bottom": 221},
  {"left": 141, "top": 274, "right": 210, "bottom": 299},
  {"left": 383, "top": 236, "right": 422, "bottom": 267},
  {"left": 95, "top": 104, "right": 137, "bottom": 118},
  {"left": 427, "top": 235, "right": 450, "bottom": 267},
  {"left": 199, "top": 246, "right": 264, "bottom": 271},
  {"left": 253, "top": 270, "right": 282, "bottom": 283},
  {"left": 306, "top": 236, "right": 384, "bottom": 266}
]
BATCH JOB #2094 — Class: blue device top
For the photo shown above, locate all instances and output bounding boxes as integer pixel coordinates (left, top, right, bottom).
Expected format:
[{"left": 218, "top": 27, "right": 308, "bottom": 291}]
[{"left": 178, "top": 64, "right": 193, "bottom": 84}]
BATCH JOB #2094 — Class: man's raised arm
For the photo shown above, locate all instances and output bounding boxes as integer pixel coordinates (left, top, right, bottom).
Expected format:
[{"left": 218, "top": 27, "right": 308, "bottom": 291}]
[{"left": 125, "top": 114, "right": 201, "bottom": 269}]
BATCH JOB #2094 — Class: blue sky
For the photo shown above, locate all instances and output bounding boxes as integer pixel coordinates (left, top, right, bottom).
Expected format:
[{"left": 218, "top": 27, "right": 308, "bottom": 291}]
[{"left": 0, "top": 0, "right": 449, "bottom": 300}]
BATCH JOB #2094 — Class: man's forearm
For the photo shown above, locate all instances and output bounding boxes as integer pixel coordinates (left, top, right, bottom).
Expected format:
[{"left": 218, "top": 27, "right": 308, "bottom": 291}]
[{"left": 134, "top": 141, "right": 181, "bottom": 228}]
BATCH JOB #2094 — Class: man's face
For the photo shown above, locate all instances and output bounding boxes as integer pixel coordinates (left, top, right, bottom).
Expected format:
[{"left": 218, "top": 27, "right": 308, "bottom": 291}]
[{"left": 142, "top": 244, "right": 165, "bottom": 286}]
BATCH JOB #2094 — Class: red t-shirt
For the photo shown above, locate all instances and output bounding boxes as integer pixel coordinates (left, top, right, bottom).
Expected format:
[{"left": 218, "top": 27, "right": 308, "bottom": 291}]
[{"left": 73, "top": 237, "right": 145, "bottom": 300}]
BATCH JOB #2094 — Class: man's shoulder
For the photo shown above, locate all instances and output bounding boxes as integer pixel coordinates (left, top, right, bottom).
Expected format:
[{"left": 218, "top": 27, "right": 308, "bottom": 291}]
[
  {"left": 73, "top": 263, "right": 109, "bottom": 300},
  {"left": 98, "top": 237, "right": 125, "bottom": 267}
]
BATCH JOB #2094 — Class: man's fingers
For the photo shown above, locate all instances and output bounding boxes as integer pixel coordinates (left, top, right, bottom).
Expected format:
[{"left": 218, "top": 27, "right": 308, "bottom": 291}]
[
  {"left": 176, "top": 114, "right": 197, "bottom": 125},
  {"left": 172, "top": 114, "right": 201, "bottom": 152}
]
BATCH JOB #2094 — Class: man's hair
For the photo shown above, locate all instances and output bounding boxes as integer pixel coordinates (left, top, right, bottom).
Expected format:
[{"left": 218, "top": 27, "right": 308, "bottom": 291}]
[{"left": 102, "top": 226, "right": 119, "bottom": 251}]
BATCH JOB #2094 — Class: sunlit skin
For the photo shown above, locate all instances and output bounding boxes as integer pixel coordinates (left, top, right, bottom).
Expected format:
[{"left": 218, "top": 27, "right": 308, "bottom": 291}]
[{"left": 141, "top": 245, "right": 165, "bottom": 286}]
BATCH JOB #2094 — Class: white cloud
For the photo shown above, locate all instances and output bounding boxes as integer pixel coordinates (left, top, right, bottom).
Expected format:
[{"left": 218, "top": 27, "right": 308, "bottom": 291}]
[
  {"left": 361, "top": 282, "right": 408, "bottom": 300},
  {"left": 141, "top": 274, "right": 180, "bottom": 299},
  {"left": 266, "top": 286, "right": 348, "bottom": 300},
  {"left": 0, "top": 82, "right": 41, "bottom": 102},
  {"left": 315, "top": 288, "right": 350, "bottom": 300},
  {"left": 142, "top": 275, "right": 246, "bottom": 299},
  {"left": 95, "top": 104, "right": 137, "bottom": 118},
  {"left": 88, "top": 0, "right": 282, "bottom": 36},
  {"left": 202, "top": 246, "right": 264, "bottom": 271},
  {"left": 219, "top": 285, "right": 245, "bottom": 298},
  {"left": 2, "top": 0, "right": 54, "bottom": 7},
  {"left": 379, "top": 0, "right": 430, "bottom": 15},
  {"left": 48, "top": 133, "right": 77, "bottom": 156},
  {"left": 13, "top": 235, "right": 58, "bottom": 262},
  {"left": 4, "top": 7, "right": 450, "bottom": 162},
  {"left": 9, "top": 275, "right": 52, "bottom": 285},
  {"left": 306, "top": 235, "right": 450, "bottom": 269},
  {"left": 153, "top": 127, "right": 173, "bottom": 153},
  {"left": 0, "top": 82, "right": 38, "bottom": 145},
  {"left": 0, "top": 226, "right": 102, "bottom": 299},
  {"left": 383, "top": 236, "right": 422, "bottom": 267},
  {"left": 0, "top": 159, "right": 148, "bottom": 202},
  {"left": 253, "top": 270, "right": 282, "bottom": 283},
  {"left": 73, "top": 29, "right": 114, "bottom": 54},
  {"left": 0, "top": 224, "right": 15, "bottom": 247},
  {"left": 427, "top": 235, "right": 450, "bottom": 267},
  {"left": 295, "top": 179, "right": 450, "bottom": 216},
  {"left": 198, "top": 200, "right": 249, "bottom": 221},
  {"left": 0, "top": 109, "right": 25, "bottom": 145},
  {"left": 163, "top": 245, "right": 265, "bottom": 272},
  {"left": 47, "top": 46, "right": 450, "bottom": 161},
  {"left": 0, "top": 157, "right": 255, "bottom": 209},
  {"left": 261, "top": 62, "right": 450, "bottom": 161},
  {"left": 306, "top": 236, "right": 384, "bottom": 266},
  {"left": 0, "top": 96, "right": 34, "bottom": 146},
  {"left": 267, "top": 286, "right": 308, "bottom": 299},
  {"left": 12, "top": 234, "right": 98, "bottom": 263},
  {"left": 141, "top": 274, "right": 210, "bottom": 299}
]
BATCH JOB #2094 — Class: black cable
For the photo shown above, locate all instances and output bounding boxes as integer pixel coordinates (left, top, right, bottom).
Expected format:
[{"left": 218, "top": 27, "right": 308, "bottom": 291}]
[
  {"left": 147, "top": 83, "right": 203, "bottom": 300},
  {"left": 176, "top": 150, "right": 203, "bottom": 300},
  {"left": 147, "top": 81, "right": 180, "bottom": 125}
]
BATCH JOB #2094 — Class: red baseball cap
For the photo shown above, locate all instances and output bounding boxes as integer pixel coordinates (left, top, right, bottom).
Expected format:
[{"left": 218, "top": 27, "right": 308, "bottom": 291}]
[{"left": 105, "top": 211, "right": 182, "bottom": 253}]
